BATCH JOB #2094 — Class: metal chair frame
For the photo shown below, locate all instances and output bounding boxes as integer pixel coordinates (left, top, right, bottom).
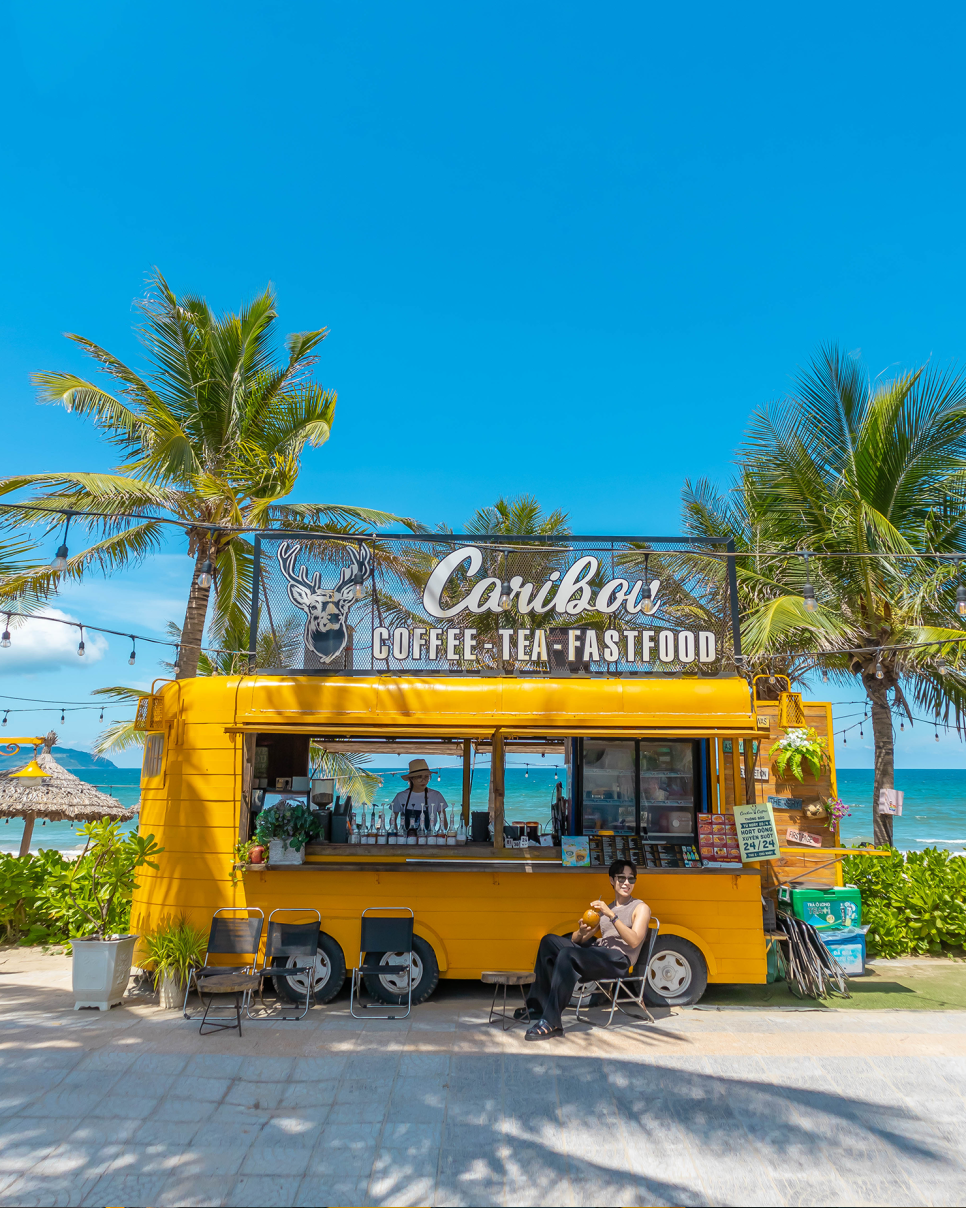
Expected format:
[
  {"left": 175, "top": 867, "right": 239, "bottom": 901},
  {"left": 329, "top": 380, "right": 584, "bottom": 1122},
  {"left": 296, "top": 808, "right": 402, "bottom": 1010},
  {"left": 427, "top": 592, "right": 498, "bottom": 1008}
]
[
  {"left": 246, "top": 907, "right": 322, "bottom": 1021},
  {"left": 349, "top": 907, "right": 415, "bottom": 1020},
  {"left": 182, "top": 907, "right": 265, "bottom": 1022},
  {"left": 573, "top": 918, "right": 661, "bottom": 1027}
]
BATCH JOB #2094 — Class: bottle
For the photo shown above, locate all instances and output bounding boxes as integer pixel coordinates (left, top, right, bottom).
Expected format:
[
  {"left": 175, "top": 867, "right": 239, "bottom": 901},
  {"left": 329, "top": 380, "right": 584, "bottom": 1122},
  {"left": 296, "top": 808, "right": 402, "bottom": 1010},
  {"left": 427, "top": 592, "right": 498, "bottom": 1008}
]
[
  {"left": 366, "top": 806, "right": 377, "bottom": 845},
  {"left": 377, "top": 807, "right": 387, "bottom": 844},
  {"left": 457, "top": 816, "right": 467, "bottom": 845},
  {"left": 349, "top": 804, "right": 360, "bottom": 844},
  {"left": 417, "top": 810, "right": 428, "bottom": 845},
  {"left": 406, "top": 812, "right": 418, "bottom": 845},
  {"left": 446, "top": 816, "right": 457, "bottom": 846},
  {"left": 431, "top": 814, "right": 442, "bottom": 846}
]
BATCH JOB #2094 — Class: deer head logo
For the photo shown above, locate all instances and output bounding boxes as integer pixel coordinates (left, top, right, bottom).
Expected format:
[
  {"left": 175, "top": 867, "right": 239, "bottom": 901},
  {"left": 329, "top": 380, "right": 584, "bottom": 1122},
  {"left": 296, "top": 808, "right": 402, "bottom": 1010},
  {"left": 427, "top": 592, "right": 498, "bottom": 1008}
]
[{"left": 277, "top": 542, "right": 372, "bottom": 665}]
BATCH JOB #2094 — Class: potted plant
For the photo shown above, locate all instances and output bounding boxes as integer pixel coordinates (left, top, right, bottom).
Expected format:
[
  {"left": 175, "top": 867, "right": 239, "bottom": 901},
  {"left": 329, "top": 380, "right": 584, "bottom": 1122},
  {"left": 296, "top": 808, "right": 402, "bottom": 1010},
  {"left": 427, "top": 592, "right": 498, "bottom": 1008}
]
[
  {"left": 44, "top": 819, "right": 163, "bottom": 1011},
  {"left": 142, "top": 915, "right": 208, "bottom": 1009},
  {"left": 769, "top": 726, "right": 830, "bottom": 782},
  {"left": 255, "top": 799, "right": 322, "bottom": 865}
]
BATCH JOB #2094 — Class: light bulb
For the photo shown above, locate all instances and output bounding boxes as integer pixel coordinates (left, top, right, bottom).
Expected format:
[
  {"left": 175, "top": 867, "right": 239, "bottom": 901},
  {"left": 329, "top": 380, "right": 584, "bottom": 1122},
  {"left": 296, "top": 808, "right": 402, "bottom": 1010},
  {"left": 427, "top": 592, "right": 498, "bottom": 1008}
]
[
  {"left": 768, "top": 674, "right": 776, "bottom": 684},
  {"left": 957, "top": 584, "right": 966, "bottom": 616},
  {"left": 875, "top": 663, "right": 884, "bottom": 679},
  {"left": 640, "top": 584, "right": 653, "bottom": 615},
  {"left": 196, "top": 560, "right": 213, "bottom": 589},
  {"left": 1, "top": 714, "right": 6, "bottom": 726},
  {"left": 822, "top": 669, "right": 828, "bottom": 684},
  {"left": 499, "top": 582, "right": 512, "bottom": 611},
  {"left": 843, "top": 735, "right": 847, "bottom": 746},
  {"left": 802, "top": 582, "right": 817, "bottom": 612},
  {"left": 935, "top": 731, "right": 940, "bottom": 742},
  {"left": 60, "top": 710, "right": 65, "bottom": 723},
  {"left": 128, "top": 647, "right": 136, "bottom": 665},
  {"left": 0, "top": 630, "right": 9, "bottom": 649},
  {"left": 355, "top": 583, "right": 363, "bottom": 600},
  {"left": 77, "top": 639, "right": 85, "bottom": 657},
  {"left": 51, "top": 543, "right": 68, "bottom": 571},
  {"left": 900, "top": 721, "right": 904, "bottom": 731},
  {"left": 99, "top": 709, "right": 104, "bottom": 721}
]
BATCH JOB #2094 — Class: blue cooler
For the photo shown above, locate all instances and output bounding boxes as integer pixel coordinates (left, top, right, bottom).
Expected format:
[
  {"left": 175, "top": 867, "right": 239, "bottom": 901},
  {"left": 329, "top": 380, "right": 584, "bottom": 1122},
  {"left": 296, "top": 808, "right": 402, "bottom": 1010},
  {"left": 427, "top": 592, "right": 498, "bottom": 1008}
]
[{"left": 821, "top": 926, "right": 866, "bottom": 976}]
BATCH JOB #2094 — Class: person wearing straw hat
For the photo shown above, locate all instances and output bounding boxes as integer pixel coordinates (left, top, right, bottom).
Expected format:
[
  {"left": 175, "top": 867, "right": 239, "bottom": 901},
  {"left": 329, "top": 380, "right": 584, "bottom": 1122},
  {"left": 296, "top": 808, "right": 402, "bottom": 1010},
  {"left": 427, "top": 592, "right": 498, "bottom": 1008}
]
[{"left": 390, "top": 759, "right": 449, "bottom": 835}]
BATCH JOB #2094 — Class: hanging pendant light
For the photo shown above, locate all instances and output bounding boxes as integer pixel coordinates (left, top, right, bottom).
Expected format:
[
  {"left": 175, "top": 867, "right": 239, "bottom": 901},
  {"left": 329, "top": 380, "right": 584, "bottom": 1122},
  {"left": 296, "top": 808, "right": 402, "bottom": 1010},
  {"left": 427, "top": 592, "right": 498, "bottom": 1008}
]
[
  {"left": 51, "top": 513, "right": 72, "bottom": 571},
  {"left": 60, "top": 709, "right": 65, "bottom": 723},
  {"left": 956, "top": 559, "right": 966, "bottom": 615},
  {"left": 196, "top": 560, "right": 213, "bottom": 589},
  {"left": 1, "top": 712, "right": 7, "bottom": 726},
  {"left": 822, "top": 669, "right": 829, "bottom": 684},
  {"left": 128, "top": 639, "right": 136, "bottom": 666},
  {"left": 499, "top": 582, "right": 512, "bottom": 611},
  {"left": 99, "top": 708, "right": 104, "bottom": 722},
  {"left": 77, "top": 626, "right": 85, "bottom": 657},
  {"left": 640, "top": 553, "right": 655, "bottom": 615},
  {"left": 1, "top": 614, "right": 11, "bottom": 649},
  {"left": 802, "top": 552, "right": 817, "bottom": 612},
  {"left": 900, "top": 720, "right": 905, "bottom": 731}
]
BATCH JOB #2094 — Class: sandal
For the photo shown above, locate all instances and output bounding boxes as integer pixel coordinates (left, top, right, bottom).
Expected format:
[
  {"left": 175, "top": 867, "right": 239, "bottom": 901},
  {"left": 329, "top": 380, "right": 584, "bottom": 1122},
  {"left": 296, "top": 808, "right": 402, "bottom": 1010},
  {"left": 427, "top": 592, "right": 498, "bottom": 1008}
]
[{"left": 524, "top": 1019, "right": 563, "bottom": 1041}]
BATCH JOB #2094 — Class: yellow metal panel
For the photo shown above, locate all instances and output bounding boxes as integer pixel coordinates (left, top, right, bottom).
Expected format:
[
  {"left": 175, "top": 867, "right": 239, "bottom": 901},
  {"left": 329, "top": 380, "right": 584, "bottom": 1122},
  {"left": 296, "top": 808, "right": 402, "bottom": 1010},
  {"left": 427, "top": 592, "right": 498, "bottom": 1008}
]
[{"left": 222, "top": 674, "right": 758, "bottom": 734}]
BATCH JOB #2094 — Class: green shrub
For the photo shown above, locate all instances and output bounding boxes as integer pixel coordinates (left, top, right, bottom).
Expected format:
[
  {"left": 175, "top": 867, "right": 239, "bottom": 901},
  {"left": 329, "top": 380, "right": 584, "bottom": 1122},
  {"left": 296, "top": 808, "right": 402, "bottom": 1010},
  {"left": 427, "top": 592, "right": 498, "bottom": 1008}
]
[
  {"left": 0, "top": 820, "right": 163, "bottom": 946},
  {"left": 0, "top": 849, "right": 74, "bottom": 945},
  {"left": 843, "top": 848, "right": 966, "bottom": 957}
]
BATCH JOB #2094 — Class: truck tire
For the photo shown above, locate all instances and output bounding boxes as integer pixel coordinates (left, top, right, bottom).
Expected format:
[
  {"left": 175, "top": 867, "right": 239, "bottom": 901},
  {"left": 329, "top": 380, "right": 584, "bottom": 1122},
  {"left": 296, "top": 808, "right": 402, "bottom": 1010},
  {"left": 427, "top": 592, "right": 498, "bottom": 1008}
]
[
  {"left": 363, "top": 935, "right": 440, "bottom": 1006},
  {"left": 272, "top": 932, "right": 346, "bottom": 1005},
  {"left": 641, "top": 936, "right": 708, "bottom": 1006}
]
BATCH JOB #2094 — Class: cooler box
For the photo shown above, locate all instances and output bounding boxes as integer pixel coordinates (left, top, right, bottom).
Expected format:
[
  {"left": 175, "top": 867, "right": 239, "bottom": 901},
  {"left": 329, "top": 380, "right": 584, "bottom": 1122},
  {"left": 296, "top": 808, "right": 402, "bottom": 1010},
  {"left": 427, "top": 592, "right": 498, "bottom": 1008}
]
[
  {"left": 777, "top": 884, "right": 861, "bottom": 930},
  {"left": 821, "top": 927, "right": 866, "bottom": 976}
]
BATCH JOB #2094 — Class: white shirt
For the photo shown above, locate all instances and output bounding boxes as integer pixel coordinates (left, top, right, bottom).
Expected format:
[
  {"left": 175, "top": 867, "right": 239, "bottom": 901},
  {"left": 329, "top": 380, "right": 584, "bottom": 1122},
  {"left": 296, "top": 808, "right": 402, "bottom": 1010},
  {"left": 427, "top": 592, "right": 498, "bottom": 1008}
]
[{"left": 390, "top": 786, "right": 448, "bottom": 826}]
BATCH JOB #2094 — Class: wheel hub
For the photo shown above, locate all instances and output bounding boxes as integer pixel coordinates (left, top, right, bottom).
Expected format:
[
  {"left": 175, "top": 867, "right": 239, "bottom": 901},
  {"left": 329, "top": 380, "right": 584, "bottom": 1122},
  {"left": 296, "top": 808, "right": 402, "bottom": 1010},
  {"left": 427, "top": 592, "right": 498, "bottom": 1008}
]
[
  {"left": 378, "top": 951, "right": 422, "bottom": 993},
  {"left": 647, "top": 950, "right": 692, "bottom": 997},
  {"left": 284, "top": 951, "right": 330, "bottom": 994}
]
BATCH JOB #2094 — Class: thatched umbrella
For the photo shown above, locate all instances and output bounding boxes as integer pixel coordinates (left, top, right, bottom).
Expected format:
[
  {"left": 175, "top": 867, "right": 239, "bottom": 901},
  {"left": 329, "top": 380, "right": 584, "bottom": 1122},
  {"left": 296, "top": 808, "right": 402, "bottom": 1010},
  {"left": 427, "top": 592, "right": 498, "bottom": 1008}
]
[{"left": 0, "top": 732, "right": 136, "bottom": 857}]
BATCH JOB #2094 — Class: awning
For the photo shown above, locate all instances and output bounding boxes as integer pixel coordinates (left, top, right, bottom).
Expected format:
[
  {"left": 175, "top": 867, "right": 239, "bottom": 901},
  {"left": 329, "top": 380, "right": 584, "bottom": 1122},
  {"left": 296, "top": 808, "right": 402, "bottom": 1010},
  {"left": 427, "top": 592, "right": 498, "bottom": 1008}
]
[{"left": 225, "top": 674, "right": 763, "bottom": 738}]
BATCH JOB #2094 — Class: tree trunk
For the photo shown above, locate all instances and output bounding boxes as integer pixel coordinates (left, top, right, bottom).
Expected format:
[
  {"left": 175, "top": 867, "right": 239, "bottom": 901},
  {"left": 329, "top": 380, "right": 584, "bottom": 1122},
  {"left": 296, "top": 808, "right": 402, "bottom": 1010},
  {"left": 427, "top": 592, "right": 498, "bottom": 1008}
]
[
  {"left": 177, "top": 546, "right": 213, "bottom": 680},
  {"left": 19, "top": 814, "right": 35, "bottom": 858},
  {"left": 865, "top": 673, "right": 895, "bottom": 847}
]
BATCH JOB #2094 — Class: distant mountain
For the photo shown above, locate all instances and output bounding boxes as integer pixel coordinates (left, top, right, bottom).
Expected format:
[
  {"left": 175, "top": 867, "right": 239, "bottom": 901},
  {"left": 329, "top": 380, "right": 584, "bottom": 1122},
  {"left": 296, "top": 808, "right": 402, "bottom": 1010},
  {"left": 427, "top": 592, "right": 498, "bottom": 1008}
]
[{"left": 0, "top": 745, "right": 119, "bottom": 770}]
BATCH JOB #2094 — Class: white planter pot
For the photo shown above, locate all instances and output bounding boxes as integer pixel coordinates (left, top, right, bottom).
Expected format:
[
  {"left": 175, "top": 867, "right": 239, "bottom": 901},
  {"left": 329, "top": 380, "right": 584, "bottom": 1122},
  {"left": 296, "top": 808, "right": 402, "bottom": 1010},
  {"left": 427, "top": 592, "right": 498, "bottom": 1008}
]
[
  {"left": 159, "top": 971, "right": 188, "bottom": 1010},
  {"left": 72, "top": 934, "right": 139, "bottom": 1011},
  {"left": 268, "top": 839, "right": 305, "bottom": 865}
]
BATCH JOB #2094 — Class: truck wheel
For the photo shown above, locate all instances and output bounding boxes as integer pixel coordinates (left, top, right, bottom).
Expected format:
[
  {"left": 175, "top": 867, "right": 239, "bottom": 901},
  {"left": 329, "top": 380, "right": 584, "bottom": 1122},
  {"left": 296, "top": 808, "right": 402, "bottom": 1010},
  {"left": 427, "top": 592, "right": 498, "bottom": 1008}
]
[
  {"left": 642, "top": 936, "right": 708, "bottom": 1006},
  {"left": 273, "top": 932, "right": 346, "bottom": 1005},
  {"left": 363, "top": 935, "right": 440, "bottom": 1005}
]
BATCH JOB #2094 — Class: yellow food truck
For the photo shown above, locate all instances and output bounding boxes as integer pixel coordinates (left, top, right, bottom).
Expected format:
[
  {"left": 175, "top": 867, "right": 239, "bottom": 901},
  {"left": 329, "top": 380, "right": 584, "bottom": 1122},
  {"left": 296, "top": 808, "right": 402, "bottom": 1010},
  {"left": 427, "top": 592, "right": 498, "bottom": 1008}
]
[{"left": 131, "top": 533, "right": 840, "bottom": 1008}]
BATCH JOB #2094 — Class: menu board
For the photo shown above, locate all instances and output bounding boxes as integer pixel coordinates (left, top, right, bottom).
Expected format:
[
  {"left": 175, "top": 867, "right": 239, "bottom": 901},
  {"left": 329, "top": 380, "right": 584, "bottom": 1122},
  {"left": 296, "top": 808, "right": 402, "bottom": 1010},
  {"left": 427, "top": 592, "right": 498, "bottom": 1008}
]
[
  {"left": 697, "top": 814, "right": 742, "bottom": 867},
  {"left": 732, "top": 802, "right": 781, "bottom": 862}
]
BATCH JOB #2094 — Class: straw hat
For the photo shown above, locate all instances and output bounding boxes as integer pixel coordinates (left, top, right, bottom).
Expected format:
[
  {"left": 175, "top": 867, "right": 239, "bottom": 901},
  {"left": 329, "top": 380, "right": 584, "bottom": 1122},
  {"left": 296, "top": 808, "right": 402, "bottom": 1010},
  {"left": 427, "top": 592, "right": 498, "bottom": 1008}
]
[{"left": 400, "top": 758, "right": 432, "bottom": 782}]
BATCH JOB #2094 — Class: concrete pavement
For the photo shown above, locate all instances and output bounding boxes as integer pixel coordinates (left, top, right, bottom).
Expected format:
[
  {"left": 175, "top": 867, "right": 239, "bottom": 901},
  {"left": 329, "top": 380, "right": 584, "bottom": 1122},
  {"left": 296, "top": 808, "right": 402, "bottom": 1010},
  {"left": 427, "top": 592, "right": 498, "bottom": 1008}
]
[{"left": 0, "top": 949, "right": 964, "bottom": 1207}]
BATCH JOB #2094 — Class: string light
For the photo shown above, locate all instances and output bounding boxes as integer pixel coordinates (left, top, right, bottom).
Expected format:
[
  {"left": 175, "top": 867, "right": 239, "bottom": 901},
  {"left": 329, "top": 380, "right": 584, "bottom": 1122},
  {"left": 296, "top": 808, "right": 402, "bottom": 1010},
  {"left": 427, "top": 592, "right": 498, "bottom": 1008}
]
[
  {"left": 51, "top": 512, "right": 72, "bottom": 571},
  {"left": 822, "top": 668, "right": 828, "bottom": 684},
  {"left": 196, "top": 559, "right": 214, "bottom": 589},
  {"left": 900, "top": 721, "right": 904, "bottom": 731},
  {"left": 99, "top": 708, "right": 104, "bottom": 721},
  {"left": 128, "top": 639, "right": 136, "bottom": 666},
  {"left": 60, "top": 709, "right": 65, "bottom": 723},
  {"left": 1, "top": 713, "right": 6, "bottom": 726},
  {"left": 802, "top": 553, "right": 817, "bottom": 613},
  {"left": 77, "top": 627, "right": 85, "bottom": 657},
  {"left": 0, "top": 616, "right": 10, "bottom": 649}
]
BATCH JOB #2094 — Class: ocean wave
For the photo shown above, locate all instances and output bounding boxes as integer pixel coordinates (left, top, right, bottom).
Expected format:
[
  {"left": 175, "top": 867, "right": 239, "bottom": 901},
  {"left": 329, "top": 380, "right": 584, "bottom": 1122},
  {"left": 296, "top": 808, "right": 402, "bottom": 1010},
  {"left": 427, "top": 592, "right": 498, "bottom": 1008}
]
[{"left": 915, "top": 837, "right": 966, "bottom": 843}]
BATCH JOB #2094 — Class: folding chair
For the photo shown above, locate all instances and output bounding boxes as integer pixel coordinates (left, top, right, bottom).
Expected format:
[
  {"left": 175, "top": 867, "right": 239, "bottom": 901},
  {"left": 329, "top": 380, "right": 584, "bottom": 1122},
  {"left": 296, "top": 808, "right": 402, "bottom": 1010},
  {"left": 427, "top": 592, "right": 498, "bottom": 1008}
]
[
  {"left": 574, "top": 918, "right": 661, "bottom": 1027},
  {"left": 247, "top": 908, "right": 322, "bottom": 1021},
  {"left": 349, "top": 907, "right": 414, "bottom": 1020},
  {"left": 183, "top": 907, "right": 264, "bottom": 1023}
]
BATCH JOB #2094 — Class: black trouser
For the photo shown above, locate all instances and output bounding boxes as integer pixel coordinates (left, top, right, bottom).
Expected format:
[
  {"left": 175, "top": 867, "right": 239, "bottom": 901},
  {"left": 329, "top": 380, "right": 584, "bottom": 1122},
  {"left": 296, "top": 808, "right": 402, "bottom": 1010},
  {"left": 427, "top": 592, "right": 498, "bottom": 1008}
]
[{"left": 527, "top": 934, "right": 630, "bottom": 1028}]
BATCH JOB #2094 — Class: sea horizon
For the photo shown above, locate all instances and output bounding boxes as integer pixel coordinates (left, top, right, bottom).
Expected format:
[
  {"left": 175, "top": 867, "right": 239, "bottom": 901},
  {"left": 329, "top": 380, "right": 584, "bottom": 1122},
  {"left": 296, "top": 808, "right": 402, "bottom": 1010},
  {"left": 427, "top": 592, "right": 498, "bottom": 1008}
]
[{"left": 2, "top": 764, "right": 963, "bottom": 855}]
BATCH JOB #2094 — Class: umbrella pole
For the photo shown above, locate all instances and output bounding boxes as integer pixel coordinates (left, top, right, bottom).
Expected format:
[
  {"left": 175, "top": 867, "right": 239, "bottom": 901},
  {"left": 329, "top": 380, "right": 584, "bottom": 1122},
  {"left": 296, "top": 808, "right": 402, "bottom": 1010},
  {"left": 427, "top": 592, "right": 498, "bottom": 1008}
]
[{"left": 19, "top": 814, "right": 35, "bottom": 859}]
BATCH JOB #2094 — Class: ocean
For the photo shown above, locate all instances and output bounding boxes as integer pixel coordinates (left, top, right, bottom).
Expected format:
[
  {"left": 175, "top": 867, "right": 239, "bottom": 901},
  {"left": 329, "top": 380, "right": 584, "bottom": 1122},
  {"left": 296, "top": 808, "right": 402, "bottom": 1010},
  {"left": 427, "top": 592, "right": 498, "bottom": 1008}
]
[{"left": 3, "top": 765, "right": 963, "bottom": 855}]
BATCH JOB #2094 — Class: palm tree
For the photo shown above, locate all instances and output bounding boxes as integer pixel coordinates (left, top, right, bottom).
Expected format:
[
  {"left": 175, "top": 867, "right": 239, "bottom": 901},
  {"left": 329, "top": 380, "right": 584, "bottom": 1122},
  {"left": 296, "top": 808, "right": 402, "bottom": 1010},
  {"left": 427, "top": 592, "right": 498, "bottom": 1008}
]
[
  {"left": 0, "top": 272, "right": 410, "bottom": 677},
  {"left": 685, "top": 345, "right": 966, "bottom": 844}
]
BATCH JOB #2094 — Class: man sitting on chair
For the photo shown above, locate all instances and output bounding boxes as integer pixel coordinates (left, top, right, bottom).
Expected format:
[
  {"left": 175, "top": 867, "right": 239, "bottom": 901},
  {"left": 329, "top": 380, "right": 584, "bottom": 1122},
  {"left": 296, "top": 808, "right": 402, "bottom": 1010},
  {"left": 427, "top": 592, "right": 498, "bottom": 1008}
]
[{"left": 523, "top": 859, "right": 651, "bottom": 1041}]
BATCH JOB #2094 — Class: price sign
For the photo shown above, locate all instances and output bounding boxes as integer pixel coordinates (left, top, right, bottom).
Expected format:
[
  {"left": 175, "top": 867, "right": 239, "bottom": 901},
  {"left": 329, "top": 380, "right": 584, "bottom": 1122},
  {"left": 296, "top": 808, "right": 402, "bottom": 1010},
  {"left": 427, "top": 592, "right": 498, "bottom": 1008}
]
[{"left": 732, "top": 801, "right": 781, "bottom": 862}]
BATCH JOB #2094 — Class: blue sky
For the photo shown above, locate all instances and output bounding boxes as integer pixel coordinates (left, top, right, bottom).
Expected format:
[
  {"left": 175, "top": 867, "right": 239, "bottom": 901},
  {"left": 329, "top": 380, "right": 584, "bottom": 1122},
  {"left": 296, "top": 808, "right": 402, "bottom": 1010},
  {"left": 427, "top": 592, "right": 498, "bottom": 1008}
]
[{"left": 1, "top": 1, "right": 965, "bottom": 767}]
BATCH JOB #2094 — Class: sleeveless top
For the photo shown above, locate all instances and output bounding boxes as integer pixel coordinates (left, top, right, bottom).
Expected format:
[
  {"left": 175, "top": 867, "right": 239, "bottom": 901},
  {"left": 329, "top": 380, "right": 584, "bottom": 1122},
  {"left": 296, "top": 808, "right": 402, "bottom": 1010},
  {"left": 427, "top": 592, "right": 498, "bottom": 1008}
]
[{"left": 596, "top": 899, "right": 645, "bottom": 966}]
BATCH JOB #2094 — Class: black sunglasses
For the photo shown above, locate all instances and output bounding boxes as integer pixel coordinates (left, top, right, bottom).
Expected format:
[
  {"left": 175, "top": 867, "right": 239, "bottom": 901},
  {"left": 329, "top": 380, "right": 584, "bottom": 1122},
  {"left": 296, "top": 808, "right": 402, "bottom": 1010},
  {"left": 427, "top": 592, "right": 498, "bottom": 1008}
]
[{"left": 613, "top": 874, "right": 636, "bottom": 883}]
